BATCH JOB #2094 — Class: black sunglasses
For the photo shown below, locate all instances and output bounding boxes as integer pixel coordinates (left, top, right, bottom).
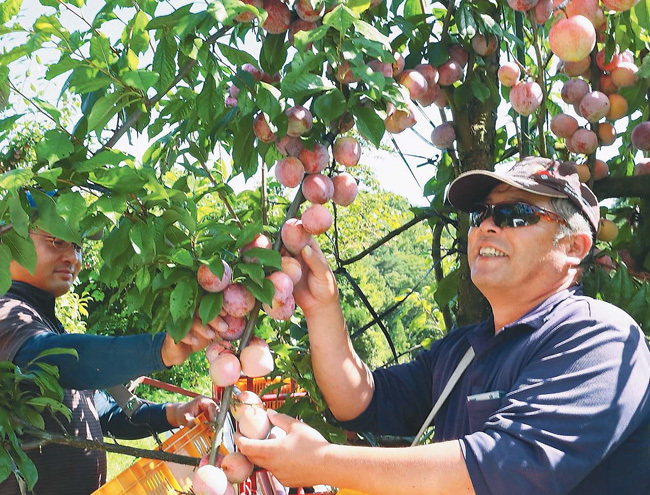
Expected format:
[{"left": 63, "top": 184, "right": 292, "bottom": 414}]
[{"left": 469, "top": 202, "right": 568, "bottom": 229}]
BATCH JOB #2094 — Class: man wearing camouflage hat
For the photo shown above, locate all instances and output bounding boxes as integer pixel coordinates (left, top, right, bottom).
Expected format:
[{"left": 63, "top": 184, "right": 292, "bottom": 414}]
[{"left": 237, "top": 157, "right": 650, "bottom": 495}]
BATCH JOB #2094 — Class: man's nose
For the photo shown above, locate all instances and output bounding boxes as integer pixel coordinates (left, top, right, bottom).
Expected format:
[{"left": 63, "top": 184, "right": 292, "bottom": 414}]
[
  {"left": 60, "top": 245, "right": 81, "bottom": 263},
  {"left": 476, "top": 213, "right": 500, "bottom": 232}
]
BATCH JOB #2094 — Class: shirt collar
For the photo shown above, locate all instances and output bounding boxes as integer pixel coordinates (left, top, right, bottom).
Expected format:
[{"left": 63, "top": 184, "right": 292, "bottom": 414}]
[
  {"left": 6, "top": 281, "right": 63, "bottom": 333},
  {"left": 466, "top": 285, "right": 583, "bottom": 356}
]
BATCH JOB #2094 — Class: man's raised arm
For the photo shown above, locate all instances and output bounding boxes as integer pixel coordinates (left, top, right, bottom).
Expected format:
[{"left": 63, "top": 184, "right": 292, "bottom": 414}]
[{"left": 293, "top": 240, "right": 374, "bottom": 421}]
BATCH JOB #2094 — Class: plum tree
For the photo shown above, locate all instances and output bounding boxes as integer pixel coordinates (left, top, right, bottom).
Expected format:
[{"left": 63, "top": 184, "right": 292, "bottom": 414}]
[{"left": 1, "top": 0, "right": 649, "bottom": 486}]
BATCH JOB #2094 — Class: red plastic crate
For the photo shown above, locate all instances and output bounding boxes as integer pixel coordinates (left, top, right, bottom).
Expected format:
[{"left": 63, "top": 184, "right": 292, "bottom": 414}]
[{"left": 214, "top": 376, "right": 306, "bottom": 410}]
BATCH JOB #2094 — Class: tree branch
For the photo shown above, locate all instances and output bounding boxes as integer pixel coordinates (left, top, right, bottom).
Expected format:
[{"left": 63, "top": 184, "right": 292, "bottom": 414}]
[
  {"left": 17, "top": 423, "right": 200, "bottom": 466},
  {"left": 432, "top": 221, "right": 453, "bottom": 332},
  {"left": 334, "top": 266, "right": 399, "bottom": 362},
  {"left": 340, "top": 209, "right": 447, "bottom": 267},
  {"left": 592, "top": 175, "right": 650, "bottom": 199}
]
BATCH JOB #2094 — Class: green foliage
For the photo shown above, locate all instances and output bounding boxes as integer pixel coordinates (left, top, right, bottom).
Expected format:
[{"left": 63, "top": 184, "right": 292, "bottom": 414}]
[{"left": 0, "top": 349, "right": 73, "bottom": 488}]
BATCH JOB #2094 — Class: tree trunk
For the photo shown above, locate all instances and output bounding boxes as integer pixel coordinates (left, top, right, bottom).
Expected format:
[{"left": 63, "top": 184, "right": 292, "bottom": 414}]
[{"left": 452, "top": 21, "right": 500, "bottom": 327}]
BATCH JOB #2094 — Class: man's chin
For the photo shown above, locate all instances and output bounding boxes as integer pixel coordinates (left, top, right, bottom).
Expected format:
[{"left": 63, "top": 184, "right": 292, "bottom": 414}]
[{"left": 49, "top": 283, "right": 73, "bottom": 298}]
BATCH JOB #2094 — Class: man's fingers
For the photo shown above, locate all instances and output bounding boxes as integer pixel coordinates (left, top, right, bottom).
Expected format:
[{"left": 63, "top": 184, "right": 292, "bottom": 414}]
[
  {"left": 236, "top": 435, "right": 275, "bottom": 462},
  {"left": 300, "top": 239, "right": 330, "bottom": 276},
  {"left": 267, "top": 410, "right": 299, "bottom": 430}
]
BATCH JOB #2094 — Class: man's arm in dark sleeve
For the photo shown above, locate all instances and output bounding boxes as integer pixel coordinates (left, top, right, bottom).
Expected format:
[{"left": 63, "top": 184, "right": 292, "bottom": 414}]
[
  {"left": 13, "top": 332, "right": 169, "bottom": 390},
  {"left": 94, "top": 390, "right": 173, "bottom": 440}
]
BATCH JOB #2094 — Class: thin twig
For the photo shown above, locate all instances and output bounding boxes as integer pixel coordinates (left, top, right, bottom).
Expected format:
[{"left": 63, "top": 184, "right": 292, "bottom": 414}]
[
  {"left": 340, "top": 209, "right": 448, "bottom": 267},
  {"left": 350, "top": 259, "right": 441, "bottom": 339},
  {"left": 388, "top": 133, "right": 423, "bottom": 190},
  {"left": 198, "top": 159, "right": 243, "bottom": 228},
  {"left": 335, "top": 266, "right": 399, "bottom": 362}
]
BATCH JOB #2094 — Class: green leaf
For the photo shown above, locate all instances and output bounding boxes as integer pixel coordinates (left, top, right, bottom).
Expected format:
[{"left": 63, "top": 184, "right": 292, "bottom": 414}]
[
  {"left": 0, "top": 0, "right": 23, "bottom": 24},
  {"left": 313, "top": 89, "right": 347, "bottom": 123},
  {"left": 633, "top": 0, "right": 649, "bottom": 29},
  {"left": 347, "top": 0, "right": 370, "bottom": 13},
  {"left": 242, "top": 277, "right": 275, "bottom": 306},
  {"left": 26, "top": 397, "right": 71, "bottom": 419},
  {"left": 8, "top": 191, "right": 29, "bottom": 237},
  {"left": 232, "top": 113, "right": 257, "bottom": 179},
  {"left": 469, "top": 77, "right": 491, "bottom": 102},
  {"left": 171, "top": 249, "right": 195, "bottom": 267},
  {"left": 352, "top": 19, "right": 391, "bottom": 49},
  {"left": 74, "top": 150, "right": 131, "bottom": 172},
  {"left": 242, "top": 248, "right": 281, "bottom": 269},
  {"left": 56, "top": 191, "right": 86, "bottom": 233},
  {"left": 29, "top": 189, "right": 81, "bottom": 243},
  {"left": 135, "top": 267, "right": 151, "bottom": 293},
  {"left": 146, "top": 4, "right": 192, "bottom": 29},
  {"left": 152, "top": 32, "right": 177, "bottom": 92},
  {"left": 281, "top": 73, "right": 334, "bottom": 98},
  {"left": 2, "top": 230, "right": 36, "bottom": 274},
  {"left": 199, "top": 292, "right": 223, "bottom": 326},
  {"left": 234, "top": 222, "right": 263, "bottom": 249},
  {"left": 434, "top": 267, "right": 460, "bottom": 308},
  {"left": 256, "top": 82, "right": 283, "bottom": 120},
  {"left": 31, "top": 97, "right": 61, "bottom": 124},
  {"left": 0, "top": 114, "right": 22, "bottom": 134},
  {"left": 90, "top": 33, "right": 118, "bottom": 67},
  {"left": 403, "top": 0, "right": 423, "bottom": 17},
  {"left": 169, "top": 278, "right": 198, "bottom": 324},
  {"left": 87, "top": 92, "right": 129, "bottom": 133},
  {"left": 323, "top": 4, "right": 358, "bottom": 33},
  {"left": 197, "top": 73, "right": 220, "bottom": 124},
  {"left": 238, "top": 262, "right": 266, "bottom": 285},
  {"left": 166, "top": 313, "right": 193, "bottom": 343},
  {"left": 34, "top": 130, "right": 73, "bottom": 166},
  {"left": 121, "top": 69, "right": 159, "bottom": 90},
  {"left": 0, "top": 168, "right": 33, "bottom": 190},
  {"left": 69, "top": 74, "right": 113, "bottom": 95},
  {"left": 0, "top": 245, "right": 11, "bottom": 295},
  {"left": 13, "top": 448, "right": 38, "bottom": 489},
  {"left": 217, "top": 43, "right": 259, "bottom": 67},
  {"left": 294, "top": 24, "right": 329, "bottom": 51},
  {"left": 32, "top": 347, "right": 79, "bottom": 361},
  {"left": 352, "top": 104, "right": 384, "bottom": 148},
  {"left": 260, "top": 34, "right": 287, "bottom": 74},
  {"left": 37, "top": 167, "right": 62, "bottom": 188},
  {"left": 456, "top": 3, "right": 476, "bottom": 38},
  {"left": 0, "top": 448, "right": 12, "bottom": 483},
  {"left": 620, "top": 82, "right": 650, "bottom": 114}
]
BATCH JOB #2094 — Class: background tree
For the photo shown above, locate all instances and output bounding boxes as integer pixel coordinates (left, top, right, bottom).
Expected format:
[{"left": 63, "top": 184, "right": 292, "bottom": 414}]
[{"left": 0, "top": 0, "right": 649, "bottom": 489}]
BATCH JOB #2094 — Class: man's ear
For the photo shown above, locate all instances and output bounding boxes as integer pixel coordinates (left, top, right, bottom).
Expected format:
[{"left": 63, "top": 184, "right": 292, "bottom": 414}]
[{"left": 564, "top": 232, "right": 592, "bottom": 266}]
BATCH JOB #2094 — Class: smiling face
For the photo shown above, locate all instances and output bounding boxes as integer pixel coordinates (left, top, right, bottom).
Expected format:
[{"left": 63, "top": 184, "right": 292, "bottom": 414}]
[
  {"left": 9, "top": 230, "right": 82, "bottom": 297},
  {"left": 467, "top": 184, "right": 575, "bottom": 306}
]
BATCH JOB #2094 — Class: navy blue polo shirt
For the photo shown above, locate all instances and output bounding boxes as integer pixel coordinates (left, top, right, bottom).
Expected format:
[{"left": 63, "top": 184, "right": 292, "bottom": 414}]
[{"left": 340, "top": 287, "right": 650, "bottom": 495}]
